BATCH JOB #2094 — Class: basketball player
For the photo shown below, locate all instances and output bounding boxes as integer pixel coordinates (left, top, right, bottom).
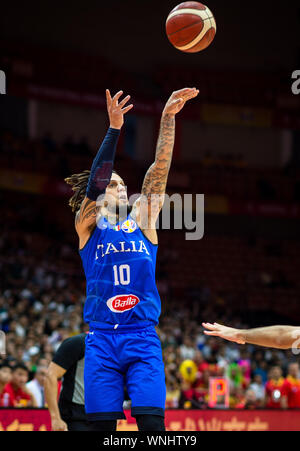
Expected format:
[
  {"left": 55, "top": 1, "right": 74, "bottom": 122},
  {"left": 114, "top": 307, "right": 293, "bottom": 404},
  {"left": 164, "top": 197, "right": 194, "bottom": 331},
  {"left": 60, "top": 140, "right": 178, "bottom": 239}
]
[
  {"left": 65, "top": 87, "right": 199, "bottom": 431},
  {"left": 202, "top": 322, "right": 300, "bottom": 350}
]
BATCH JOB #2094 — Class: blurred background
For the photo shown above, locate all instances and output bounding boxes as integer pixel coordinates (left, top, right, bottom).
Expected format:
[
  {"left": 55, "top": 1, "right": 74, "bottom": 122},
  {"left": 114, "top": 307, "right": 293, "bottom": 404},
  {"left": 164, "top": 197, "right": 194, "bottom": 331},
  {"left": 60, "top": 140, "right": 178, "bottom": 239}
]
[{"left": 1, "top": 0, "right": 300, "bottom": 412}]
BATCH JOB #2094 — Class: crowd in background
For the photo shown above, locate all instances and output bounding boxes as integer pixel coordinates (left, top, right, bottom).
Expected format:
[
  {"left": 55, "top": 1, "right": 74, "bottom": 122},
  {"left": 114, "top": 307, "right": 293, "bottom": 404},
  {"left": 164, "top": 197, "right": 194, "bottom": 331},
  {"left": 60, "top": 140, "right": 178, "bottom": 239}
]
[{"left": 1, "top": 199, "right": 300, "bottom": 411}]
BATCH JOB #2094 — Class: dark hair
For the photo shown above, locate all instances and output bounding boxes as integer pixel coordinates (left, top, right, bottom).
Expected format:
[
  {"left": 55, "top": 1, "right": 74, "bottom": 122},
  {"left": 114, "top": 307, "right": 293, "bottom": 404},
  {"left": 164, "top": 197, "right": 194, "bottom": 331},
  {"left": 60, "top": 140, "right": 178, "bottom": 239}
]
[
  {"left": 12, "top": 363, "right": 29, "bottom": 373},
  {"left": 64, "top": 170, "right": 119, "bottom": 213},
  {"left": 0, "top": 360, "right": 11, "bottom": 370}
]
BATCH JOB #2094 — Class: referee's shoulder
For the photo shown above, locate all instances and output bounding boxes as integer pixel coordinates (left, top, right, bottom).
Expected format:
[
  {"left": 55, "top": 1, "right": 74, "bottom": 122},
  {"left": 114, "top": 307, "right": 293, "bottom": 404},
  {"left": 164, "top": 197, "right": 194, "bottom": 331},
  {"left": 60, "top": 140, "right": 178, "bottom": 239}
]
[{"left": 60, "top": 333, "right": 86, "bottom": 349}]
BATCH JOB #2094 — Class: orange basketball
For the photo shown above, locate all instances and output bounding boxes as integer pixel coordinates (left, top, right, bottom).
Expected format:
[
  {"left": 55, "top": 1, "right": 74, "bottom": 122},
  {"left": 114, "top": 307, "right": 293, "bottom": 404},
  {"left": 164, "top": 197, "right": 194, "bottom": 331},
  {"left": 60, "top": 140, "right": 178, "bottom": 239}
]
[{"left": 166, "top": 1, "right": 216, "bottom": 53}]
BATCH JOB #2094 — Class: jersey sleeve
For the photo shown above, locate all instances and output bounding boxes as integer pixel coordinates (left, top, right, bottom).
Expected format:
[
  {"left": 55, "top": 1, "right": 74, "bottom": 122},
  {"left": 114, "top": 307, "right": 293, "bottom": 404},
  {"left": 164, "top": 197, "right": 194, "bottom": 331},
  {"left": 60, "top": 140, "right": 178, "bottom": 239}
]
[{"left": 52, "top": 334, "right": 85, "bottom": 371}]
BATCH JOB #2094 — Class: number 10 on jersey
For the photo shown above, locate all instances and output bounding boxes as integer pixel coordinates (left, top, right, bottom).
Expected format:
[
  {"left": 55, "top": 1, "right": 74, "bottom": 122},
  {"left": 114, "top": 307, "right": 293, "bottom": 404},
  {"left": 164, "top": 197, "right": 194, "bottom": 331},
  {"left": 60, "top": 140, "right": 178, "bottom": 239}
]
[{"left": 113, "top": 264, "right": 130, "bottom": 286}]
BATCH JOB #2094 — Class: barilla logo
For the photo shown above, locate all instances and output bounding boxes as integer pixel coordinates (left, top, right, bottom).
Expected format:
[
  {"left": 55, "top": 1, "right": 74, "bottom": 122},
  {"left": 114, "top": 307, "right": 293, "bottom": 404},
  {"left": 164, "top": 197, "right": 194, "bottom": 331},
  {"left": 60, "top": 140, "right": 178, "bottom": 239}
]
[{"left": 106, "top": 294, "right": 140, "bottom": 313}]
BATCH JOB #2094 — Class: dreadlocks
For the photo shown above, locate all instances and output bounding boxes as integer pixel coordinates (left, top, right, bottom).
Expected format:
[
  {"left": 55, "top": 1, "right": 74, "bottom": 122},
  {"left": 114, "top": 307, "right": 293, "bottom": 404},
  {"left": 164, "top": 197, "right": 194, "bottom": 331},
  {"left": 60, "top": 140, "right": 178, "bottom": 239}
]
[
  {"left": 64, "top": 170, "right": 91, "bottom": 213},
  {"left": 65, "top": 170, "right": 118, "bottom": 213}
]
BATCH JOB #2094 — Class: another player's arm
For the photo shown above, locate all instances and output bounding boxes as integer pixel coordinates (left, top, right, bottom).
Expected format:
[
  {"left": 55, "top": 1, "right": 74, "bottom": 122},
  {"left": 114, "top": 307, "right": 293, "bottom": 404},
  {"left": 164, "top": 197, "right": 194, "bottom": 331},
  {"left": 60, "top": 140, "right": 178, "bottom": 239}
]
[
  {"left": 137, "top": 88, "right": 199, "bottom": 242},
  {"left": 202, "top": 323, "right": 300, "bottom": 350},
  {"left": 75, "top": 89, "right": 133, "bottom": 249},
  {"left": 44, "top": 362, "right": 68, "bottom": 431}
]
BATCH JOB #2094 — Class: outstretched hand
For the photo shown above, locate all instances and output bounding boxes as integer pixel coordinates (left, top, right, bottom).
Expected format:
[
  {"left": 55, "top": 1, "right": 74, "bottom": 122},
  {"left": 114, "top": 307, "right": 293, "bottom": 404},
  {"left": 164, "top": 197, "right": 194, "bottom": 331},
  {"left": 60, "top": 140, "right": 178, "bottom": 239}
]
[
  {"left": 202, "top": 322, "right": 246, "bottom": 345},
  {"left": 162, "top": 87, "right": 199, "bottom": 116},
  {"left": 106, "top": 89, "right": 133, "bottom": 130}
]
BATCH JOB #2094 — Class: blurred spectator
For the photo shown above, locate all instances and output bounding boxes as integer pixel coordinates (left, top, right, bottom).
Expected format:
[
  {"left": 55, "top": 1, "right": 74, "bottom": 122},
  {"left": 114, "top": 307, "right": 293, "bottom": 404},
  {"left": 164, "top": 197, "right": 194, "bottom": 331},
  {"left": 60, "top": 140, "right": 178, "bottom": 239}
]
[
  {"left": 249, "top": 374, "right": 265, "bottom": 407},
  {"left": 194, "top": 350, "right": 209, "bottom": 373},
  {"left": 227, "top": 363, "right": 243, "bottom": 391},
  {"left": 193, "top": 368, "right": 210, "bottom": 408},
  {"left": 0, "top": 361, "right": 12, "bottom": 406},
  {"left": 179, "top": 336, "right": 196, "bottom": 361},
  {"left": 265, "top": 366, "right": 285, "bottom": 409},
  {"left": 26, "top": 364, "right": 47, "bottom": 407},
  {"left": 1, "top": 363, "right": 37, "bottom": 407},
  {"left": 244, "top": 388, "right": 260, "bottom": 410},
  {"left": 165, "top": 381, "right": 181, "bottom": 409},
  {"left": 230, "top": 386, "right": 246, "bottom": 409},
  {"left": 281, "top": 363, "right": 300, "bottom": 409},
  {"left": 253, "top": 360, "right": 268, "bottom": 385}
]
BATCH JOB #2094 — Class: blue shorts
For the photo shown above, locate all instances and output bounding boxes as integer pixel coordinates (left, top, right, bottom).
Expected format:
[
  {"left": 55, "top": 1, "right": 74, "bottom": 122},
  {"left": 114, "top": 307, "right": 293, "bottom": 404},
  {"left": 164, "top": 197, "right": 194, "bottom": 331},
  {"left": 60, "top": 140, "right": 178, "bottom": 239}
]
[{"left": 84, "top": 322, "right": 166, "bottom": 421}]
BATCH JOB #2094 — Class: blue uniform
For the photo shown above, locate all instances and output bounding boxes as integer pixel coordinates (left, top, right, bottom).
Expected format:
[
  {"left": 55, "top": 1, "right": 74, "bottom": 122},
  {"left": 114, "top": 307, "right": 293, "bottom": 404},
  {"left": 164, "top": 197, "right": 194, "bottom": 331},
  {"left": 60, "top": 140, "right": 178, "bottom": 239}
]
[{"left": 79, "top": 213, "right": 166, "bottom": 420}]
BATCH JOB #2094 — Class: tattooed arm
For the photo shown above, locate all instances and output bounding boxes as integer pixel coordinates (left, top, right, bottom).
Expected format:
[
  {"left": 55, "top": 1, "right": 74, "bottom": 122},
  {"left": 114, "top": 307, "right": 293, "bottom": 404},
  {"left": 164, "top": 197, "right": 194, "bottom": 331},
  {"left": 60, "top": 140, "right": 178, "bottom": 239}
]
[
  {"left": 75, "top": 198, "right": 99, "bottom": 249},
  {"left": 136, "top": 88, "right": 199, "bottom": 244}
]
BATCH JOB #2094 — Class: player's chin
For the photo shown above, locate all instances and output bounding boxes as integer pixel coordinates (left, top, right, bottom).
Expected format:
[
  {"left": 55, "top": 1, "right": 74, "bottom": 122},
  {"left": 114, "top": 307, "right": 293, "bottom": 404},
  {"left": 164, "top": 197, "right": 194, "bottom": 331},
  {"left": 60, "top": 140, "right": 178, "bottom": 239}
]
[{"left": 117, "top": 198, "right": 129, "bottom": 206}]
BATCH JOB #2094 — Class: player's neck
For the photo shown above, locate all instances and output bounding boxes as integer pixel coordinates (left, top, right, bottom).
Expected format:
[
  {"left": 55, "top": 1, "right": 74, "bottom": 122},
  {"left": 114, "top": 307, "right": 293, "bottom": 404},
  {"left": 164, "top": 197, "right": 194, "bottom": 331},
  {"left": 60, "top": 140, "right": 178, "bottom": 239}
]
[{"left": 101, "top": 205, "right": 129, "bottom": 225}]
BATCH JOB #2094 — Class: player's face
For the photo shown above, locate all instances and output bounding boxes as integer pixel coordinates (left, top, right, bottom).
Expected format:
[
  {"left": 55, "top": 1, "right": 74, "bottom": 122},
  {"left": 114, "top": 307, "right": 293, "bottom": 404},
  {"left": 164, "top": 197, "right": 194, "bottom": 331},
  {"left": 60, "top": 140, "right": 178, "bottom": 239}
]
[{"left": 105, "top": 173, "right": 128, "bottom": 210}]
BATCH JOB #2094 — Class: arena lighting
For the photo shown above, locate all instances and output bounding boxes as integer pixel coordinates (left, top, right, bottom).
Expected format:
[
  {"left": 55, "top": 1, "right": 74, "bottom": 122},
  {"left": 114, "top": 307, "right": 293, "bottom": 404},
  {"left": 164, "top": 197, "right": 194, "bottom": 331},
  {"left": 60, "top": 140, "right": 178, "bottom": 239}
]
[{"left": 208, "top": 378, "right": 230, "bottom": 408}]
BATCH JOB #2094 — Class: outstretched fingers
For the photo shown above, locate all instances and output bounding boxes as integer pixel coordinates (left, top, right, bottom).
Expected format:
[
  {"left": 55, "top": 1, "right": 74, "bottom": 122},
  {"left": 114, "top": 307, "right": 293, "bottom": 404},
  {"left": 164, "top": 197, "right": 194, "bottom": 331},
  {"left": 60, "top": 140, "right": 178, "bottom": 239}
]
[
  {"left": 112, "top": 90, "right": 124, "bottom": 106},
  {"left": 106, "top": 89, "right": 112, "bottom": 108},
  {"left": 203, "top": 331, "right": 219, "bottom": 336},
  {"left": 183, "top": 89, "right": 199, "bottom": 101},
  {"left": 202, "top": 322, "right": 219, "bottom": 330},
  {"left": 121, "top": 104, "right": 134, "bottom": 114},
  {"left": 111, "top": 91, "right": 133, "bottom": 112},
  {"left": 202, "top": 322, "right": 222, "bottom": 336},
  {"left": 118, "top": 94, "right": 131, "bottom": 108},
  {"left": 174, "top": 87, "right": 199, "bottom": 100},
  {"left": 174, "top": 87, "right": 194, "bottom": 96},
  {"left": 106, "top": 89, "right": 133, "bottom": 128}
]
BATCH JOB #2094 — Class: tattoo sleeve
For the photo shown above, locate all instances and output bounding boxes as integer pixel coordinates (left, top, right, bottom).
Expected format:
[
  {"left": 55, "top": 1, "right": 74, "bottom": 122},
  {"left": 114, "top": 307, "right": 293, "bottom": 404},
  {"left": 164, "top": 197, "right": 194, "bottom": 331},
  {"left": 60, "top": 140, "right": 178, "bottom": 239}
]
[
  {"left": 75, "top": 198, "right": 98, "bottom": 231},
  {"left": 141, "top": 114, "right": 175, "bottom": 197}
]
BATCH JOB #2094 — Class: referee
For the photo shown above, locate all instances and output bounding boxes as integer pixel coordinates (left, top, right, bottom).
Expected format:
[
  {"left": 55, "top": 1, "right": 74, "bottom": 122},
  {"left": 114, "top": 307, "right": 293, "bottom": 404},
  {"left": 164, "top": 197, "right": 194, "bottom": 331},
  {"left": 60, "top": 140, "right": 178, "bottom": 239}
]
[{"left": 45, "top": 333, "right": 88, "bottom": 431}]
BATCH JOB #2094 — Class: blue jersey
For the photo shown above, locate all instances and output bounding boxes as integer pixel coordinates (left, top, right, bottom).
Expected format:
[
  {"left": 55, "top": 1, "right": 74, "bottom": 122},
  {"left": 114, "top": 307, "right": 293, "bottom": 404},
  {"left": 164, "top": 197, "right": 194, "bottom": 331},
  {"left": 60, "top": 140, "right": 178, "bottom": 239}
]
[{"left": 79, "top": 214, "right": 161, "bottom": 327}]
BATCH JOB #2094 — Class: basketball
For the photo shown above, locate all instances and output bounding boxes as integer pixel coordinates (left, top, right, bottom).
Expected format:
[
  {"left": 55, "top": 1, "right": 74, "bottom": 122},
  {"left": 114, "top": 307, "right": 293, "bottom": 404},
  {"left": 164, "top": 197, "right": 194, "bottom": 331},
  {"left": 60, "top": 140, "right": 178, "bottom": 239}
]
[{"left": 166, "top": 1, "right": 216, "bottom": 53}]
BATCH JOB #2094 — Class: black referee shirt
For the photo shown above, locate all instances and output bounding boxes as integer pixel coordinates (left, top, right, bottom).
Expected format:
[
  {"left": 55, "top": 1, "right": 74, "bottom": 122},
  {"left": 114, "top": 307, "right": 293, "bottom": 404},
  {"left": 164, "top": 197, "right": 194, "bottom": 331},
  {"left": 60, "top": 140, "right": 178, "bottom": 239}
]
[{"left": 52, "top": 333, "right": 86, "bottom": 422}]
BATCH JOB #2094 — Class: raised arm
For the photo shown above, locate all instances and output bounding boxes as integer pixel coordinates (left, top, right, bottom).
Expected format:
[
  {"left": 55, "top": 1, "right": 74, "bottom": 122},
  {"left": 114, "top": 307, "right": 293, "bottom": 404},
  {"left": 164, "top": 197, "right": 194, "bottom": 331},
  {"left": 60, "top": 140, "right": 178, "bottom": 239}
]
[
  {"left": 137, "top": 88, "right": 199, "bottom": 241},
  {"left": 74, "top": 89, "right": 133, "bottom": 248},
  {"left": 202, "top": 322, "right": 300, "bottom": 350}
]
